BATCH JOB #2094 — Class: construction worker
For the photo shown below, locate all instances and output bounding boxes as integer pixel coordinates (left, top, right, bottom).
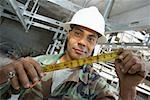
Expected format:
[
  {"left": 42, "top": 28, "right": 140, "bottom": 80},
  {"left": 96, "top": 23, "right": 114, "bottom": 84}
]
[{"left": 0, "top": 6, "right": 146, "bottom": 100}]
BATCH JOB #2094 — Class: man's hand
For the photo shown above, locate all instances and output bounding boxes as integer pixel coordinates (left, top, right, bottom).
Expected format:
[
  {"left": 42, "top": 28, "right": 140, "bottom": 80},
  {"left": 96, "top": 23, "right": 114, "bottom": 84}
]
[
  {"left": 114, "top": 49, "right": 147, "bottom": 100},
  {"left": 0, "top": 57, "right": 43, "bottom": 90}
]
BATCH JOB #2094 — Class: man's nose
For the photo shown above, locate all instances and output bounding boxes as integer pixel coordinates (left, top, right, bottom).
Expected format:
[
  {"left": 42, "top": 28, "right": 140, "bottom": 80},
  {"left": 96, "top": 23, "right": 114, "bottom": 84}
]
[{"left": 78, "top": 37, "right": 87, "bottom": 47}]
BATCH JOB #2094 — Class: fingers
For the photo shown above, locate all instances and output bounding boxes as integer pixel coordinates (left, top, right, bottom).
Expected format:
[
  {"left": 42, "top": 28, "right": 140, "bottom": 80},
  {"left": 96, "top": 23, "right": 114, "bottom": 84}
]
[
  {"left": 8, "top": 57, "right": 42, "bottom": 89},
  {"left": 122, "top": 56, "right": 138, "bottom": 73},
  {"left": 120, "top": 52, "right": 132, "bottom": 64},
  {"left": 117, "top": 48, "right": 124, "bottom": 55},
  {"left": 118, "top": 49, "right": 132, "bottom": 61},
  {"left": 10, "top": 76, "right": 20, "bottom": 90},
  {"left": 114, "top": 59, "right": 122, "bottom": 77},
  {"left": 128, "top": 62, "right": 141, "bottom": 74},
  {"left": 117, "top": 49, "right": 145, "bottom": 74},
  {"left": 25, "top": 57, "right": 43, "bottom": 77},
  {"left": 22, "top": 60, "right": 39, "bottom": 82},
  {"left": 1, "top": 56, "right": 43, "bottom": 90},
  {"left": 14, "top": 61, "right": 30, "bottom": 88},
  {"left": 128, "top": 62, "right": 146, "bottom": 78}
]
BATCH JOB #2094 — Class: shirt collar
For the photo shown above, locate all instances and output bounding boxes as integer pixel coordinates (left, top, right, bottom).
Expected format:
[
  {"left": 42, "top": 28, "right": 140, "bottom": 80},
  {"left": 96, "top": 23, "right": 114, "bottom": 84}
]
[{"left": 64, "top": 65, "right": 93, "bottom": 84}]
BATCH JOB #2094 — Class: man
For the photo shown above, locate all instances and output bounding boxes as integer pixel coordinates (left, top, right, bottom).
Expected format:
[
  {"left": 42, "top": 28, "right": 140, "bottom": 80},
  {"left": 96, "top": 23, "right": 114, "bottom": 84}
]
[{"left": 0, "top": 6, "right": 146, "bottom": 100}]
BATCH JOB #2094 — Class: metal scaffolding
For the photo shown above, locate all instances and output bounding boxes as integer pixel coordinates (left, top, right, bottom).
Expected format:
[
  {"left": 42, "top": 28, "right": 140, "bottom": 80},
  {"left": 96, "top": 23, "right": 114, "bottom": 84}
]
[{"left": 0, "top": 0, "right": 149, "bottom": 97}]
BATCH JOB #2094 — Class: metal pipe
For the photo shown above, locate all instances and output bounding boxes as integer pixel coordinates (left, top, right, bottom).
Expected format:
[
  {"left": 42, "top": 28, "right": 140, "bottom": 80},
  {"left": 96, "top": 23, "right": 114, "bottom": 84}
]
[
  {"left": 0, "top": 7, "right": 3, "bottom": 17},
  {"left": 8, "top": 0, "right": 27, "bottom": 30},
  {"left": 103, "top": 0, "right": 114, "bottom": 19},
  {"left": 24, "top": 0, "right": 31, "bottom": 10},
  {"left": 27, "top": 5, "right": 39, "bottom": 30},
  {"left": 50, "top": 39, "right": 58, "bottom": 55},
  {"left": 47, "top": 0, "right": 82, "bottom": 12},
  {"left": 30, "top": 0, "right": 39, "bottom": 13},
  {"left": 46, "top": 44, "right": 51, "bottom": 55},
  {"left": 59, "top": 37, "right": 67, "bottom": 54}
]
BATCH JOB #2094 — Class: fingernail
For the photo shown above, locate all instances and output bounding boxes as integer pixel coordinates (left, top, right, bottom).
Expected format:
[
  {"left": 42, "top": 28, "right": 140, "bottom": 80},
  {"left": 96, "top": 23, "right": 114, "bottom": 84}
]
[
  {"left": 120, "top": 65, "right": 123, "bottom": 69},
  {"left": 129, "top": 70, "right": 133, "bottom": 74},
  {"left": 121, "top": 69, "right": 125, "bottom": 73},
  {"left": 33, "top": 77, "right": 39, "bottom": 82},
  {"left": 119, "top": 55, "right": 123, "bottom": 59},
  {"left": 40, "top": 73, "right": 44, "bottom": 77},
  {"left": 30, "top": 80, "right": 40, "bottom": 88},
  {"left": 16, "top": 86, "right": 20, "bottom": 90},
  {"left": 25, "top": 83, "right": 30, "bottom": 88}
]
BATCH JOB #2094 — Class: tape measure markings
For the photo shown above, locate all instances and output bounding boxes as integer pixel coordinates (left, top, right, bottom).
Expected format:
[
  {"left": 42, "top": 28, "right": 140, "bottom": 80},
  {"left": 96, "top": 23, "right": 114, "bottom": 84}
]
[{"left": 42, "top": 51, "right": 118, "bottom": 72}]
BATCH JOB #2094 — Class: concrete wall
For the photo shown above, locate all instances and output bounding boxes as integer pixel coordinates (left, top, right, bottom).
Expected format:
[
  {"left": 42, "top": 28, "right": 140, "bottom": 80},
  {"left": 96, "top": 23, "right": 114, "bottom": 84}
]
[
  {"left": 109, "top": 5, "right": 150, "bottom": 24},
  {"left": 0, "top": 17, "right": 54, "bottom": 57}
]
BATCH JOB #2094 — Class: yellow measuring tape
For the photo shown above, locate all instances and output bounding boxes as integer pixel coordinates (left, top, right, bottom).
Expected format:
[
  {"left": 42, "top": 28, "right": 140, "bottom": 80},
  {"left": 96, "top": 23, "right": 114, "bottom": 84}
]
[{"left": 42, "top": 51, "right": 119, "bottom": 72}]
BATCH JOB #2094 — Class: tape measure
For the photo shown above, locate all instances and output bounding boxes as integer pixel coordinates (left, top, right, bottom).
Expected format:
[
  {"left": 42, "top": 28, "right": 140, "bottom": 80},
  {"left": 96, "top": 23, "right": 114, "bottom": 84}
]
[{"left": 42, "top": 51, "right": 119, "bottom": 72}]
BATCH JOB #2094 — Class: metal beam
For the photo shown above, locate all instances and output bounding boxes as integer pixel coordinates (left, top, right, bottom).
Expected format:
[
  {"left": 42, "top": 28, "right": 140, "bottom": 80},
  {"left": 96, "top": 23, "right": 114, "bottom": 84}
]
[
  {"left": 30, "top": 21, "right": 66, "bottom": 34},
  {"left": 0, "top": 10, "right": 19, "bottom": 21},
  {"left": 146, "top": 37, "right": 150, "bottom": 46},
  {"left": 0, "top": 5, "right": 19, "bottom": 21},
  {"left": 23, "top": 11, "right": 63, "bottom": 26},
  {"left": 15, "top": 1, "right": 64, "bottom": 30},
  {"left": 106, "top": 18, "right": 150, "bottom": 33},
  {"left": 97, "top": 43, "right": 150, "bottom": 50},
  {"left": 0, "top": 6, "right": 66, "bottom": 35},
  {"left": 47, "top": 0, "right": 82, "bottom": 12},
  {"left": 104, "top": 0, "right": 114, "bottom": 20},
  {"left": 7, "top": 0, "right": 27, "bottom": 30},
  {"left": 26, "top": 0, "right": 40, "bottom": 30},
  {"left": 0, "top": 6, "right": 3, "bottom": 24},
  {"left": 0, "top": 0, "right": 15, "bottom": 14},
  {"left": 0, "top": 6, "right": 3, "bottom": 17},
  {"left": 24, "top": 0, "right": 31, "bottom": 10}
]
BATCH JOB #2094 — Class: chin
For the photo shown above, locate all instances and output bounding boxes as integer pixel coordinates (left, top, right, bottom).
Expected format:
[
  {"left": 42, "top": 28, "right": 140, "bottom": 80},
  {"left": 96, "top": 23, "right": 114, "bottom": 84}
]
[{"left": 71, "top": 53, "right": 86, "bottom": 60}]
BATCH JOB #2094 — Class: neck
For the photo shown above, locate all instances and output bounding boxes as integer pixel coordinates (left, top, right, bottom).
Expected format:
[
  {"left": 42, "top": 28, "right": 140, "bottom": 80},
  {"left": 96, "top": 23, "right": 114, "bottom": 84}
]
[{"left": 60, "top": 51, "right": 72, "bottom": 62}]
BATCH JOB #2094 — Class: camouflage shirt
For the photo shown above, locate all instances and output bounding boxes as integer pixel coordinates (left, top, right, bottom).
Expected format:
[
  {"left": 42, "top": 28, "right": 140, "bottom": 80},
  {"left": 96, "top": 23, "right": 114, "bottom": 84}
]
[{"left": 0, "top": 53, "right": 118, "bottom": 100}]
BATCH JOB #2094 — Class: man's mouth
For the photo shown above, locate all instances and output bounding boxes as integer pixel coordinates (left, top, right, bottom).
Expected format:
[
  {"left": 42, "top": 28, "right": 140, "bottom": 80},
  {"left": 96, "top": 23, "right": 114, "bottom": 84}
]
[{"left": 73, "top": 48, "right": 85, "bottom": 55}]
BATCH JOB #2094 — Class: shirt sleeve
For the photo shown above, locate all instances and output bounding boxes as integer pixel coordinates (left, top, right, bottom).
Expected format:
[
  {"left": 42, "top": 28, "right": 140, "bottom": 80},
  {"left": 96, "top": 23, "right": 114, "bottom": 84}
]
[
  {"left": 0, "top": 58, "right": 15, "bottom": 99},
  {"left": 19, "top": 54, "right": 58, "bottom": 99},
  {"left": 19, "top": 72, "right": 53, "bottom": 100},
  {"left": 0, "top": 81, "right": 10, "bottom": 99},
  {"left": 95, "top": 77, "right": 119, "bottom": 100},
  {"left": 0, "top": 54, "right": 52, "bottom": 99}
]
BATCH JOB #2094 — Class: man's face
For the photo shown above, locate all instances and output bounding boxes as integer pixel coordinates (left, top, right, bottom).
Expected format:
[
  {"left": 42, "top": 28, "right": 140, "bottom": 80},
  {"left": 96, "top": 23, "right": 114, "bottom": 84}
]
[{"left": 66, "top": 25, "right": 99, "bottom": 60}]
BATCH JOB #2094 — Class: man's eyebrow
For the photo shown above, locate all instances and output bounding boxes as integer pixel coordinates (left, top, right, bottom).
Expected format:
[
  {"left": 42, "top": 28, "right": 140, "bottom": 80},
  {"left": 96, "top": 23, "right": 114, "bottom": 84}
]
[
  {"left": 74, "top": 27, "right": 99, "bottom": 38},
  {"left": 74, "top": 27, "right": 84, "bottom": 32},
  {"left": 89, "top": 34, "right": 98, "bottom": 38}
]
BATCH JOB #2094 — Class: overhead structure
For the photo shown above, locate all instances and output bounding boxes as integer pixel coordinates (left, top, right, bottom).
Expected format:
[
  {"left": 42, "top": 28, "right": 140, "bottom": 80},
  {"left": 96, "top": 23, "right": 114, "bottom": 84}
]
[
  {"left": 0, "top": 0, "right": 149, "bottom": 59},
  {"left": 0, "top": 0, "right": 149, "bottom": 98}
]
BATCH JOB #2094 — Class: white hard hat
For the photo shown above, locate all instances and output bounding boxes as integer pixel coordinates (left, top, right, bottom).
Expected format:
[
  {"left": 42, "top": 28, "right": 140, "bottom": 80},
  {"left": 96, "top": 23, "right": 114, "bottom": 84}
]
[{"left": 62, "top": 6, "right": 107, "bottom": 43}]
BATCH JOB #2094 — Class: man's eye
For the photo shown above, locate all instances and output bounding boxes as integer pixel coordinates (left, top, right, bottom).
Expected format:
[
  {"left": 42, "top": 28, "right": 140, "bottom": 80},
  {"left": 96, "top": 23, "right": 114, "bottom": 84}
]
[
  {"left": 88, "top": 37, "right": 96, "bottom": 43},
  {"left": 74, "top": 32, "right": 81, "bottom": 37}
]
